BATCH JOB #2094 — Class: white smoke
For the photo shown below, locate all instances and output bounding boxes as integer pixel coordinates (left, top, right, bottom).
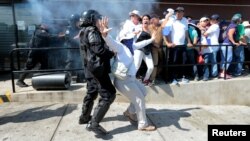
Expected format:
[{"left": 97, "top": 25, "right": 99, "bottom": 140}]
[
  {"left": 25, "top": 0, "right": 158, "bottom": 35},
  {"left": 23, "top": 0, "right": 158, "bottom": 69}
]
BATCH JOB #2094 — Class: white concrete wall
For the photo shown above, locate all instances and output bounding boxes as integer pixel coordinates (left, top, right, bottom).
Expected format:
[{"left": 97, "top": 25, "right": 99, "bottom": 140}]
[{"left": 10, "top": 77, "right": 250, "bottom": 105}]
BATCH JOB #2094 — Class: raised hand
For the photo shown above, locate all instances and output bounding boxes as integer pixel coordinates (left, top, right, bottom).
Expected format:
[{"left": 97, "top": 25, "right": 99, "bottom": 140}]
[{"left": 98, "top": 16, "right": 112, "bottom": 37}]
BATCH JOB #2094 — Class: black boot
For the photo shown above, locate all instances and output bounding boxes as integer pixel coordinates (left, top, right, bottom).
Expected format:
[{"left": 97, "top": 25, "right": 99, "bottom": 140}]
[
  {"left": 86, "top": 101, "right": 111, "bottom": 135},
  {"left": 16, "top": 80, "right": 28, "bottom": 87},
  {"left": 16, "top": 73, "right": 28, "bottom": 87},
  {"left": 79, "top": 102, "right": 94, "bottom": 124},
  {"left": 79, "top": 115, "right": 92, "bottom": 124},
  {"left": 86, "top": 121, "right": 109, "bottom": 135}
]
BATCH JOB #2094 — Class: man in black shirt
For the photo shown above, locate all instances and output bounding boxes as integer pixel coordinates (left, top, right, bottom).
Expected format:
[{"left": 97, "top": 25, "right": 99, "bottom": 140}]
[{"left": 16, "top": 24, "right": 64, "bottom": 87}]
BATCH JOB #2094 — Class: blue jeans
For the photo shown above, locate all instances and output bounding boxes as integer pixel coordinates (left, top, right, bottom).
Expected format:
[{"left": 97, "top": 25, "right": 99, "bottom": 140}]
[
  {"left": 211, "top": 51, "right": 218, "bottom": 77},
  {"left": 220, "top": 44, "right": 233, "bottom": 71},
  {"left": 203, "top": 53, "right": 216, "bottom": 79},
  {"left": 234, "top": 45, "right": 245, "bottom": 74},
  {"left": 186, "top": 49, "right": 198, "bottom": 77}
]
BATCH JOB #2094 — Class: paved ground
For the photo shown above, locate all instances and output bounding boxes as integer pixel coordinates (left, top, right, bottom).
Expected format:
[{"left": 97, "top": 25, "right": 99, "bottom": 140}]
[
  {"left": 0, "top": 102, "right": 249, "bottom": 141},
  {"left": 0, "top": 73, "right": 249, "bottom": 140}
]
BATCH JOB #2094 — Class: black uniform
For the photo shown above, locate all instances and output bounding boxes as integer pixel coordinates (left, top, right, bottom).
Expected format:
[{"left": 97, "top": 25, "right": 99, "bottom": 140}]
[
  {"left": 64, "top": 25, "right": 85, "bottom": 82},
  {"left": 78, "top": 9, "right": 116, "bottom": 135},
  {"left": 16, "top": 26, "right": 60, "bottom": 87}
]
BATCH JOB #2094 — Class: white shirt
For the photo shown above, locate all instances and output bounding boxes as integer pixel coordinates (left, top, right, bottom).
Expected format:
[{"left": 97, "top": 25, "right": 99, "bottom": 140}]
[
  {"left": 103, "top": 35, "right": 153, "bottom": 76},
  {"left": 168, "top": 17, "right": 188, "bottom": 45},
  {"left": 117, "top": 20, "right": 142, "bottom": 41},
  {"left": 206, "top": 23, "right": 220, "bottom": 52},
  {"left": 244, "top": 28, "right": 250, "bottom": 43},
  {"left": 201, "top": 36, "right": 213, "bottom": 54}
]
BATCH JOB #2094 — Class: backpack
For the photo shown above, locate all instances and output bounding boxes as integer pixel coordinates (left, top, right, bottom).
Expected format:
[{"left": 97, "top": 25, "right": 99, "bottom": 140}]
[
  {"left": 219, "top": 21, "right": 229, "bottom": 43},
  {"left": 188, "top": 23, "right": 201, "bottom": 44},
  {"left": 218, "top": 28, "right": 228, "bottom": 43}
]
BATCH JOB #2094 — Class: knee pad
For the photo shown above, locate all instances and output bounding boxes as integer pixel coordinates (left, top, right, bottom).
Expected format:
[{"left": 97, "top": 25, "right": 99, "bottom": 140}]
[
  {"left": 109, "top": 93, "right": 116, "bottom": 104},
  {"left": 99, "top": 93, "right": 116, "bottom": 108},
  {"left": 81, "top": 101, "right": 94, "bottom": 115},
  {"left": 85, "top": 92, "right": 98, "bottom": 101}
]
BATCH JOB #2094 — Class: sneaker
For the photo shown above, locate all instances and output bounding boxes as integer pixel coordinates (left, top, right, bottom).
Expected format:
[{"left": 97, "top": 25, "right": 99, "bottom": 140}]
[
  {"left": 181, "top": 78, "right": 189, "bottom": 84},
  {"left": 219, "top": 73, "right": 224, "bottom": 78},
  {"left": 137, "top": 76, "right": 143, "bottom": 82},
  {"left": 16, "top": 80, "right": 28, "bottom": 87},
  {"left": 123, "top": 110, "right": 137, "bottom": 122},
  {"left": 138, "top": 125, "right": 156, "bottom": 131},
  {"left": 79, "top": 115, "right": 92, "bottom": 125},
  {"left": 143, "top": 80, "right": 153, "bottom": 86},
  {"left": 219, "top": 73, "right": 232, "bottom": 79},
  {"left": 143, "top": 80, "right": 149, "bottom": 86},
  {"left": 202, "top": 77, "right": 208, "bottom": 81},
  {"left": 225, "top": 74, "right": 232, "bottom": 79},
  {"left": 171, "top": 79, "right": 178, "bottom": 85},
  {"left": 233, "top": 73, "right": 242, "bottom": 77},
  {"left": 194, "top": 76, "right": 199, "bottom": 81},
  {"left": 211, "top": 76, "right": 218, "bottom": 80},
  {"left": 86, "top": 122, "right": 109, "bottom": 135}
]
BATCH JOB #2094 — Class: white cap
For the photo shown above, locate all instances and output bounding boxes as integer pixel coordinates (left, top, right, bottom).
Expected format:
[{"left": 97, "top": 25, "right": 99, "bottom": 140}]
[
  {"left": 242, "top": 21, "right": 250, "bottom": 27},
  {"left": 167, "top": 8, "right": 174, "bottom": 14},
  {"left": 129, "top": 10, "right": 141, "bottom": 17},
  {"left": 200, "top": 17, "right": 209, "bottom": 22}
]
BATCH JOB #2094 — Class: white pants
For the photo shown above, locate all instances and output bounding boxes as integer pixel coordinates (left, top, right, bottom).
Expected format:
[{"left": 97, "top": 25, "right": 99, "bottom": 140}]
[
  {"left": 114, "top": 76, "right": 148, "bottom": 129},
  {"left": 134, "top": 50, "right": 154, "bottom": 81}
]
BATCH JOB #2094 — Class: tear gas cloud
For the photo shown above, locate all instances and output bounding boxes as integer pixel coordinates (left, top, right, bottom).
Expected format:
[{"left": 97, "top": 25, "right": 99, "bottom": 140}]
[
  {"left": 24, "top": 0, "right": 159, "bottom": 69},
  {"left": 26, "top": 0, "right": 159, "bottom": 35}
]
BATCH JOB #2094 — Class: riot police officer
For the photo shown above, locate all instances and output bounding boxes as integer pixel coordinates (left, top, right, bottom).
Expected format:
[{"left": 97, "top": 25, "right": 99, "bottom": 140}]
[
  {"left": 64, "top": 14, "right": 85, "bottom": 83},
  {"left": 78, "top": 10, "right": 116, "bottom": 135},
  {"left": 16, "top": 24, "right": 64, "bottom": 87}
]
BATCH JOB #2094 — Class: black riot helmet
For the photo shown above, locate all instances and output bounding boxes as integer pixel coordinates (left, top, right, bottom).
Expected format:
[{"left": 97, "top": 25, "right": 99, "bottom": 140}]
[
  {"left": 69, "top": 14, "right": 80, "bottom": 27},
  {"left": 80, "top": 9, "right": 102, "bottom": 27}
]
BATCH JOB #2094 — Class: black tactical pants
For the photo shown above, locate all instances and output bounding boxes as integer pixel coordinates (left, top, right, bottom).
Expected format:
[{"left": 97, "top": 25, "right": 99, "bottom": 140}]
[
  {"left": 80, "top": 71, "right": 116, "bottom": 125},
  {"left": 18, "top": 51, "right": 48, "bottom": 81}
]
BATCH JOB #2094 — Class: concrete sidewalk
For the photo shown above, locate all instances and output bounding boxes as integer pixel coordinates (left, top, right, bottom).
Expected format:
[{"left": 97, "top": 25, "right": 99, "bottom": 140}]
[
  {"left": 0, "top": 73, "right": 250, "bottom": 140},
  {"left": 1, "top": 75, "right": 250, "bottom": 105},
  {"left": 0, "top": 102, "right": 249, "bottom": 141}
]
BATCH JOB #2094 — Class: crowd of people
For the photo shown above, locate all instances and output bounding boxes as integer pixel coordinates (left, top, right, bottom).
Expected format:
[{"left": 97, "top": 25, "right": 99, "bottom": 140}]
[{"left": 117, "top": 7, "right": 250, "bottom": 85}]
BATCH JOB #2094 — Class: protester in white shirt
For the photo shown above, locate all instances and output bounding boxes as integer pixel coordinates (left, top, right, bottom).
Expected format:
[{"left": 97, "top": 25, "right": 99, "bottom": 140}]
[
  {"left": 203, "top": 14, "right": 220, "bottom": 78},
  {"left": 117, "top": 10, "right": 142, "bottom": 54},
  {"left": 163, "top": 6, "right": 192, "bottom": 84},
  {"left": 99, "top": 17, "right": 156, "bottom": 131},
  {"left": 243, "top": 21, "right": 250, "bottom": 43}
]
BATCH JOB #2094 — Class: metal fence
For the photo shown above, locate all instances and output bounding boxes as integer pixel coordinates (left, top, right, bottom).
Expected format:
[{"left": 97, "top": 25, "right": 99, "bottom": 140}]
[{"left": 10, "top": 44, "right": 250, "bottom": 93}]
